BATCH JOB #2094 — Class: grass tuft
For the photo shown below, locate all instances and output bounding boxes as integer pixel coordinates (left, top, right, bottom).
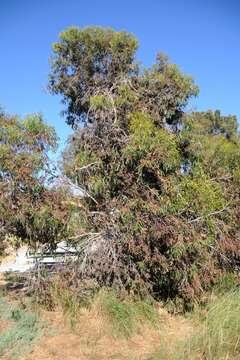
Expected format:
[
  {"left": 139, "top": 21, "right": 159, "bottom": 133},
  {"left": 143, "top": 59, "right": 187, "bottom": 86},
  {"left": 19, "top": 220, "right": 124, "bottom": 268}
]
[
  {"left": 193, "top": 289, "right": 240, "bottom": 359},
  {"left": 97, "top": 290, "right": 158, "bottom": 337}
]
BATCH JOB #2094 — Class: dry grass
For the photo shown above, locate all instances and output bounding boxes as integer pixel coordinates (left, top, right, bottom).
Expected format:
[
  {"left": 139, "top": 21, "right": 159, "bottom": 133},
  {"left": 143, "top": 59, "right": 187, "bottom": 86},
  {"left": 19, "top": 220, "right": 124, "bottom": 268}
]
[
  {"left": 3, "top": 275, "right": 240, "bottom": 360},
  {"left": 19, "top": 291, "right": 195, "bottom": 360},
  {"left": 22, "top": 305, "right": 160, "bottom": 359},
  {"left": 149, "top": 289, "right": 240, "bottom": 360}
]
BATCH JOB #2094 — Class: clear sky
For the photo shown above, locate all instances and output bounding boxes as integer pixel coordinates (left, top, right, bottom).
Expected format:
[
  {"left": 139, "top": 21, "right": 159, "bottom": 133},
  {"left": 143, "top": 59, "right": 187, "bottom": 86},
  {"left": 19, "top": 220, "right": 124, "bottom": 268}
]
[{"left": 0, "top": 0, "right": 239, "bottom": 159}]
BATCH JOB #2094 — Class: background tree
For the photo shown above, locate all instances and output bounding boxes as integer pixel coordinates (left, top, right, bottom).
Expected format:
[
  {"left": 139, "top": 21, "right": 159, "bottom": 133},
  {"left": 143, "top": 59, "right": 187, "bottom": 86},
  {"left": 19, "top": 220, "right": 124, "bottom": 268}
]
[{"left": 0, "top": 110, "right": 71, "bottom": 252}]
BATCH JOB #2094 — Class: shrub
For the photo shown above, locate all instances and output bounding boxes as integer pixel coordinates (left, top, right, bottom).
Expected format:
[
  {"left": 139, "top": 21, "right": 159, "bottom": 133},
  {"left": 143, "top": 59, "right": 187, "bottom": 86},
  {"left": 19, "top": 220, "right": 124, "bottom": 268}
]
[
  {"left": 0, "top": 110, "right": 73, "bottom": 250},
  {"left": 47, "top": 26, "right": 240, "bottom": 307}
]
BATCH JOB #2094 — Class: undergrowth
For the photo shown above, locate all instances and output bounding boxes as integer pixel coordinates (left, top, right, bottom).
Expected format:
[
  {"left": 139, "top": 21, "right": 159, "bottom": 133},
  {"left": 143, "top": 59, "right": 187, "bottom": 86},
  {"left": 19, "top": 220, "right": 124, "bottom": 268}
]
[
  {"left": 149, "top": 287, "right": 240, "bottom": 360},
  {"left": 1, "top": 276, "right": 240, "bottom": 359},
  {"left": 0, "top": 296, "right": 44, "bottom": 358},
  {"left": 42, "top": 277, "right": 159, "bottom": 337},
  {"left": 97, "top": 290, "right": 158, "bottom": 337}
]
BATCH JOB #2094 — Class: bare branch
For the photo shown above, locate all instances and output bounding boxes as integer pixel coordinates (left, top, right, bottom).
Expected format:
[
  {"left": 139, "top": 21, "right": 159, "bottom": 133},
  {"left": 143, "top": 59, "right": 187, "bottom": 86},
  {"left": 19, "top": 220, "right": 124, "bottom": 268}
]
[
  {"left": 75, "top": 162, "right": 98, "bottom": 172},
  {"left": 188, "top": 206, "right": 229, "bottom": 224}
]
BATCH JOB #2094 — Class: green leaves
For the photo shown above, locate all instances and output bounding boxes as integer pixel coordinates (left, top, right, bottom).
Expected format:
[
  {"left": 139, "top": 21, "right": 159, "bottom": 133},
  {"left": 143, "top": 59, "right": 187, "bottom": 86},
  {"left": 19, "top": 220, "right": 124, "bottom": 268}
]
[
  {"left": 181, "top": 111, "right": 240, "bottom": 178},
  {"left": 90, "top": 95, "right": 113, "bottom": 111},
  {"left": 49, "top": 26, "right": 138, "bottom": 127},
  {"left": 125, "top": 112, "right": 181, "bottom": 174},
  {"left": 0, "top": 113, "right": 57, "bottom": 177},
  {"left": 170, "top": 169, "right": 228, "bottom": 221}
]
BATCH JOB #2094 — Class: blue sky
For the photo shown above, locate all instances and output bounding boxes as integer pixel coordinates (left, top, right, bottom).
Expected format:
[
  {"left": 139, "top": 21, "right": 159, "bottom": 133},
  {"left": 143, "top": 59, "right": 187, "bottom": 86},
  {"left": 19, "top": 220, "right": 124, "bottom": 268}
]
[{"left": 0, "top": 0, "right": 239, "bottom": 159}]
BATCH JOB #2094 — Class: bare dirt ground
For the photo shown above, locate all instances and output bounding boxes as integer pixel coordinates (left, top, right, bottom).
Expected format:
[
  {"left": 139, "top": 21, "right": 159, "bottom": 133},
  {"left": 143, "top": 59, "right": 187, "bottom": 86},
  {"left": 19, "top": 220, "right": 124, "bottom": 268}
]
[{"left": 0, "top": 320, "right": 12, "bottom": 334}]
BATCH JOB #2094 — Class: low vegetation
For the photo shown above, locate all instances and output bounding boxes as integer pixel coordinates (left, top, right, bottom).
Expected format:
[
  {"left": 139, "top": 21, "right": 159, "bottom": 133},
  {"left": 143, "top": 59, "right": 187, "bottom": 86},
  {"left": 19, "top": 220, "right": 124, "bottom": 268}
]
[
  {"left": 1, "top": 281, "right": 240, "bottom": 359},
  {"left": 150, "top": 288, "right": 240, "bottom": 360},
  {"left": 0, "top": 296, "right": 44, "bottom": 358}
]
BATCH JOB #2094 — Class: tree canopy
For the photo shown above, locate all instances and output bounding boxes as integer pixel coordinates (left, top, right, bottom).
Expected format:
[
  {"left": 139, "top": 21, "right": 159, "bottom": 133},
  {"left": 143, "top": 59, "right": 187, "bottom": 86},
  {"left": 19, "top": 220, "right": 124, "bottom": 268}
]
[{"left": 47, "top": 26, "right": 240, "bottom": 307}]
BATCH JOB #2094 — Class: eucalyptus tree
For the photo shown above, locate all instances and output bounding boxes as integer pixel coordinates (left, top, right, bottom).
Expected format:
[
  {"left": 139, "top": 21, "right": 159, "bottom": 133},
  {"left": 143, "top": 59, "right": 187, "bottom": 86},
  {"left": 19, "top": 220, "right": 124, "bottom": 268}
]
[{"left": 49, "top": 26, "right": 239, "bottom": 307}]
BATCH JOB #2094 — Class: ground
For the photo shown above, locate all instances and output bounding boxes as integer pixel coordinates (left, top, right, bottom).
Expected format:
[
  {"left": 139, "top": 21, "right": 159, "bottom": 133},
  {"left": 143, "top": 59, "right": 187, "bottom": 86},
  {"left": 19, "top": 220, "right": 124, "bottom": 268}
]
[
  {"left": 0, "top": 271, "right": 194, "bottom": 360},
  {"left": 21, "top": 308, "right": 193, "bottom": 360},
  {"left": 0, "top": 249, "right": 194, "bottom": 360}
]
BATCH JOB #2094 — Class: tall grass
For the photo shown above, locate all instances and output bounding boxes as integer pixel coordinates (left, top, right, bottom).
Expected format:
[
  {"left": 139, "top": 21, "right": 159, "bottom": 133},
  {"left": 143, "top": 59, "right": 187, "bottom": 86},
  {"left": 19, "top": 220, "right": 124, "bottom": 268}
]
[
  {"left": 192, "top": 289, "right": 240, "bottom": 359},
  {"left": 48, "top": 283, "right": 159, "bottom": 337},
  {"left": 97, "top": 290, "right": 158, "bottom": 337},
  {"left": 150, "top": 288, "right": 240, "bottom": 360}
]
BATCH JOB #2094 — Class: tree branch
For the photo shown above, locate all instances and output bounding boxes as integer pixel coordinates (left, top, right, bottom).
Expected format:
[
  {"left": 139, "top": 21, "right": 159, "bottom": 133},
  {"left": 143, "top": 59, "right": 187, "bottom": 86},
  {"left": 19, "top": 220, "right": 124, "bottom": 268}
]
[{"left": 188, "top": 206, "right": 229, "bottom": 224}]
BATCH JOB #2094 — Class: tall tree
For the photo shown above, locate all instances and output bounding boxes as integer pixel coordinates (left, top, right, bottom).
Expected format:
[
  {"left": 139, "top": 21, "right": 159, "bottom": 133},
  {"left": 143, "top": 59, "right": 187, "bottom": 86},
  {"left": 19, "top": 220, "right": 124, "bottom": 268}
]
[{"left": 49, "top": 26, "right": 239, "bottom": 307}]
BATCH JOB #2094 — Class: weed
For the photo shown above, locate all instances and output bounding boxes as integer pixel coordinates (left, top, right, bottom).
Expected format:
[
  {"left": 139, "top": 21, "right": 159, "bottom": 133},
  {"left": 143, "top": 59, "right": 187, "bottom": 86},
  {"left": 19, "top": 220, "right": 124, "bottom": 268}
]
[
  {"left": 4, "top": 271, "right": 25, "bottom": 284},
  {"left": 193, "top": 289, "right": 240, "bottom": 359},
  {"left": 212, "top": 272, "right": 239, "bottom": 295}
]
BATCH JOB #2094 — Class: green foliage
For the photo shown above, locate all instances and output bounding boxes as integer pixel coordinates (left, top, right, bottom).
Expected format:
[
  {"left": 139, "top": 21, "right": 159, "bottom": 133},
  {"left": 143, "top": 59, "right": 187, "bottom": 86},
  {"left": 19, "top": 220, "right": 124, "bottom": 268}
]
[
  {"left": 49, "top": 26, "right": 138, "bottom": 127},
  {"left": 181, "top": 111, "right": 240, "bottom": 178},
  {"left": 149, "top": 289, "right": 240, "bottom": 360},
  {"left": 23, "top": 201, "right": 70, "bottom": 245},
  {"left": 169, "top": 169, "right": 227, "bottom": 220},
  {"left": 137, "top": 53, "right": 199, "bottom": 128},
  {"left": 212, "top": 272, "right": 239, "bottom": 295},
  {"left": 4, "top": 234, "right": 22, "bottom": 249},
  {"left": 88, "top": 175, "right": 106, "bottom": 197},
  {"left": 183, "top": 110, "right": 238, "bottom": 139},
  {"left": 189, "top": 290, "right": 240, "bottom": 359},
  {"left": 90, "top": 95, "right": 113, "bottom": 110},
  {"left": 115, "top": 84, "right": 136, "bottom": 108},
  {"left": 125, "top": 111, "right": 181, "bottom": 174},
  {"left": 74, "top": 150, "right": 97, "bottom": 169},
  {"left": 0, "top": 112, "right": 57, "bottom": 177}
]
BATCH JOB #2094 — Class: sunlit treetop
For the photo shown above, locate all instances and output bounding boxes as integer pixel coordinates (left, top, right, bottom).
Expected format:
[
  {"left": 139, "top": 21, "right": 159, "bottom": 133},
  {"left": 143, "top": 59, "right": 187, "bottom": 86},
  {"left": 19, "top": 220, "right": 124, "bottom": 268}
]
[
  {"left": 0, "top": 111, "right": 57, "bottom": 183},
  {"left": 49, "top": 26, "right": 198, "bottom": 129}
]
